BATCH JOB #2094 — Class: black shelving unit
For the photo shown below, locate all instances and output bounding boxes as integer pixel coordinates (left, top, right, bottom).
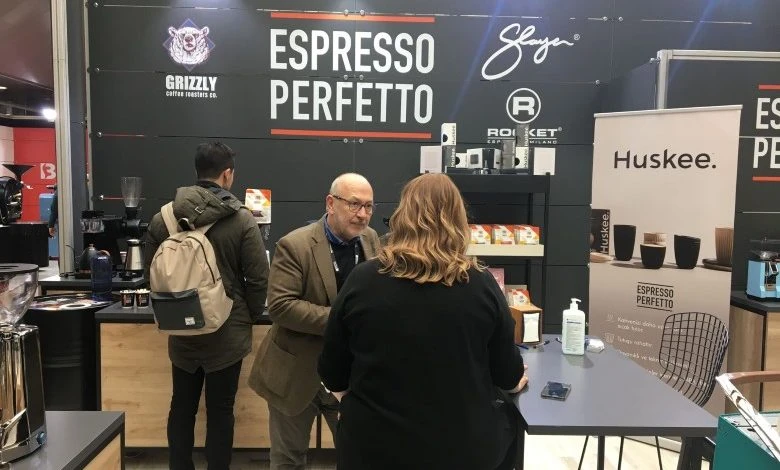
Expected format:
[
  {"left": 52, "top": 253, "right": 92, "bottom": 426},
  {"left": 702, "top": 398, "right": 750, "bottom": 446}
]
[{"left": 448, "top": 173, "right": 551, "bottom": 311}]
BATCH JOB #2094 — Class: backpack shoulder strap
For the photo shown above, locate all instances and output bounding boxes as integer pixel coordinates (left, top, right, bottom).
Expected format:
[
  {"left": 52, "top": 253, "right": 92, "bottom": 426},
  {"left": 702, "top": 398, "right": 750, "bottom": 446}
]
[
  {"left": 195, "top": 221, "right": 217, "bottom": 235},
  {"left": 160, "top": 202, "right": 179, "bottom": 235}
]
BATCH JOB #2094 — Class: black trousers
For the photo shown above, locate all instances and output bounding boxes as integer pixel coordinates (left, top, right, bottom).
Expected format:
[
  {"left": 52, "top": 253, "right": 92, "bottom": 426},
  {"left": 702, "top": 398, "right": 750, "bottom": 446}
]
[
  {"left": 495, "top": 388, "right": 520, "bottom": 470},
  {"left": 168, "top": 360, "right": 243, "bottom": 470}
]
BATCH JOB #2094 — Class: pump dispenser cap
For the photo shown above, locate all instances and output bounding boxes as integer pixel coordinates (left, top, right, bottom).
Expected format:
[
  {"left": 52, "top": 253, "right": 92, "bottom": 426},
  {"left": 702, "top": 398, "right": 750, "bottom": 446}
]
[{"left": 569, "top": 298, "right": 581, "bottom": 309}]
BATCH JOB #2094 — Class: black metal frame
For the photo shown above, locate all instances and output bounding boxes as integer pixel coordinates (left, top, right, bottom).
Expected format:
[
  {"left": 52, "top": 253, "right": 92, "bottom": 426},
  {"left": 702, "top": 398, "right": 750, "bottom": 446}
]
[
  {"left": 578, "top": 312, "right": 729, "bottom": 470},
  {"left": 447, "top": 174, "right": 551, "bottom": 311}
]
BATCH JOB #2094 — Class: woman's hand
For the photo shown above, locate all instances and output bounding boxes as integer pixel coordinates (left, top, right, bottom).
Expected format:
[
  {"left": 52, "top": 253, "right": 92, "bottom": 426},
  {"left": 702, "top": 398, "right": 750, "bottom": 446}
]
[{"left": 509, "top": 365, "right": 529, "bottom": 393}]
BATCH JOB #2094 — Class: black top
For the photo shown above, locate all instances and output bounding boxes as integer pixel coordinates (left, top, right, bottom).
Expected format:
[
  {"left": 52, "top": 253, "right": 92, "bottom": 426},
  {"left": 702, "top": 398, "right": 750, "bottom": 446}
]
[
  {"left": 319, "top": 259, "right": 523, "bottom": 470},
  {"left": 331, "top": 241, "right": 364, "bottom": 291}
]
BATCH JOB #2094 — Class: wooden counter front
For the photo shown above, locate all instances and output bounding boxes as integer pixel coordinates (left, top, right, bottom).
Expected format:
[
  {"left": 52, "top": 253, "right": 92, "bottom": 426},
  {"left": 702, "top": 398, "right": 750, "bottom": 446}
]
[
  {"left": 728, "top": 291, "right": 780, "bottom": 411},
  {"left": 99, "top": 323, "right": 334, "bottom": 448}
]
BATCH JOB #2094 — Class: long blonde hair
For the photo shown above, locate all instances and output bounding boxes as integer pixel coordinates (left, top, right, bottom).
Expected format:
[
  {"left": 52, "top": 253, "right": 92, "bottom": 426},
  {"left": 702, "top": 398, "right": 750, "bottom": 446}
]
[{"left": 379, "top": 173, "right": 481, "bottom": 286}]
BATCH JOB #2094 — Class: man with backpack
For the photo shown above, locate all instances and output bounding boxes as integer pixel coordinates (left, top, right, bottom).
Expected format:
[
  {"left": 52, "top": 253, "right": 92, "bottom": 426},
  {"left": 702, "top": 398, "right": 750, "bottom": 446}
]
[{"left": 143, "top": 142, "right": 269, "bottom": 470}]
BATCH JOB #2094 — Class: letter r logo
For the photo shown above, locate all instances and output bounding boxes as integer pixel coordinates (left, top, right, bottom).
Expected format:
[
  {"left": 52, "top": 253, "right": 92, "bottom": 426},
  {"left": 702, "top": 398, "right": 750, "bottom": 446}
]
[
  {"left": 512, "top": 97, "right": 536, "bottom": 117},
  {"left": 506, "top": 88, "right": 542, "bottom": 124}
]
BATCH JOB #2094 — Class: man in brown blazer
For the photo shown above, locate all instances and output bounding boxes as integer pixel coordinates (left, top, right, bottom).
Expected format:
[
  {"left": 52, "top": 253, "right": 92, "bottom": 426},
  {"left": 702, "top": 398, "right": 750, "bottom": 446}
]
[{"left": 248, "top": 173, "right": 381, "bottom": 469}]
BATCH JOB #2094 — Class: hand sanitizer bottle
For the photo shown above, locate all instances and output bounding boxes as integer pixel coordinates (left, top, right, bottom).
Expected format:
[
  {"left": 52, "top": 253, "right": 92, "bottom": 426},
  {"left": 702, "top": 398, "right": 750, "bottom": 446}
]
[{"left": 561, "top": 298, "right": 585, "bottom": 355}]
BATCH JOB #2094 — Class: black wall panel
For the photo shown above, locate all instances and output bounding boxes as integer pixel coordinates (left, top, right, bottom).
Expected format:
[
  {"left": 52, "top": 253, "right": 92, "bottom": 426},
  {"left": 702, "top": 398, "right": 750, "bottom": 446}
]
[
  {"left": 87, "top": 0, "right": 780, "bottom": 315},
  {"left": 601, "top": 61, "right": 657, "bottom": 113},
  {"left": 96, "top": 1, "right": 356, "bottom": 12},
  {"left": 90, "top": 72, "right": 270, "bottom": 136},
  {"left": 663, "top": 59, "right": 780, "bottom": 288},
  {"left": 90, "top": 4, "right": 611, "bottom": 82},
  {"left": 535, "top": 265, "right": 589, "bottom": 329},
  {"left": 90, "top": 73, "right": 599, "bottom": 143},
  {"left": 91, "top": 135, "right": 355, "bottom": 212},
  {"left": 614, "top": 0, "right": 780, "bottom": 22},
  {"left": 354, "top": 141, "right": 424, "bottom": 202},
  {"left": 355, "top": 0, "right": 613, "bottom": 17},
  {"left": 612, "top": 20, "right": 777, "bottom": 78},
  {"left": 665, "top": 60, "right": 779, "bottom": 142},
  {"left": 733, "top": 139, "right": 780, "bottom": 214},
  {"left": 544, "top": 145, "right": 593, "bottom": 206}
]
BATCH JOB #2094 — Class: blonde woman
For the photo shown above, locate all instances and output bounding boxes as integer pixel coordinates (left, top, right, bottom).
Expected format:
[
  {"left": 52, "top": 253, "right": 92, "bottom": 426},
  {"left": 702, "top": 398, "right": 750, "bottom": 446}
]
[{"left": 319, "top": 173, "right": 528, "bottom": 470}]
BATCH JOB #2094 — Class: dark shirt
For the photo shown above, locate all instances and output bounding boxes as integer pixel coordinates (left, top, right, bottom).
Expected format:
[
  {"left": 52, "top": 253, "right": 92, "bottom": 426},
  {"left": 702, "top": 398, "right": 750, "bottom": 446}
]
[
  {"left": 319, "top": 259, "right": 523, "bottom": 470},
  {"left": 323, "top": 216, "right": 364, "bottom": 291}
]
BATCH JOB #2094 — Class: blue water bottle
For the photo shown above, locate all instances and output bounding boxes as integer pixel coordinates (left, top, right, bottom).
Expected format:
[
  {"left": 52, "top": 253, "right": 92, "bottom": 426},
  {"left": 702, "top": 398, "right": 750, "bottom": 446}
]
[{"left": 91, "top": 253, "right": 113, "bottom": 300}]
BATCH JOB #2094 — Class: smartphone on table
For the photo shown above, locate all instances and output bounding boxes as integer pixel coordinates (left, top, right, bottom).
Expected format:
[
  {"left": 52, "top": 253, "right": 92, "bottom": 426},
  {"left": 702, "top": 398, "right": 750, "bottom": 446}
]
[{"left": 540, "top": 381, "right": 571, "bottom": 400}]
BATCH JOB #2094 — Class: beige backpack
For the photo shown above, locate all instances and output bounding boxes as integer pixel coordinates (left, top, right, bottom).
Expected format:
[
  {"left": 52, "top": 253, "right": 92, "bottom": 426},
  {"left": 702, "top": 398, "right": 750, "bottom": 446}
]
[{"left": 149, "top": 202, "right": 233, "bottom": 335}]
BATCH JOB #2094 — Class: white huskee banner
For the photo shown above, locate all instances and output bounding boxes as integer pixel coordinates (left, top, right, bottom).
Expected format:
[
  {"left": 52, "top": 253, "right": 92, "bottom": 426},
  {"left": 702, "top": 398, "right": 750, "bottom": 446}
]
[{"left": 590, "top": 105, "right": 741, "bottom": 414}]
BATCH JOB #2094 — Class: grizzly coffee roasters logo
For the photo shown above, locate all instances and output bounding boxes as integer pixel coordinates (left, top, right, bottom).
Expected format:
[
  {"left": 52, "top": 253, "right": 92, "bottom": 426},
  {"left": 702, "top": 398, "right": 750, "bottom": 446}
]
[
  {"left": 163, "top": 19, "right": 218, "bottom": 99},
  {"left": 164, "top": 19, "right": 214, "bottom": 71}
]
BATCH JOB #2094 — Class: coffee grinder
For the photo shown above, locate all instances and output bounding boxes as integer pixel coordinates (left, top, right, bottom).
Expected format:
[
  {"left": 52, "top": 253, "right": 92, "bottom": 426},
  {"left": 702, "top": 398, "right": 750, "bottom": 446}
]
[
  {"left": 0, "top": 164, "right": 33, "bottom": 225},
  {"left": 81, "top": 177, "right": 147, "bottom": 277},
  {"left": 0, "top": 263, "right": 46, "bottom": 465},
  {"left": 746, "top": 239, "right": 780, "bottom": 299}
]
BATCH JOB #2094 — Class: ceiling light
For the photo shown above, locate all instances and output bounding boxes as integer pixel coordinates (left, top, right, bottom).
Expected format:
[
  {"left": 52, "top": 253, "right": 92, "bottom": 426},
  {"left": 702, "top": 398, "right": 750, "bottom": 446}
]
[
  {"left": 0, "top": 86, "right": 7, "bottom": 90},
  {"left": 42, "top": 108, "right": 56, "bottom": 122}
]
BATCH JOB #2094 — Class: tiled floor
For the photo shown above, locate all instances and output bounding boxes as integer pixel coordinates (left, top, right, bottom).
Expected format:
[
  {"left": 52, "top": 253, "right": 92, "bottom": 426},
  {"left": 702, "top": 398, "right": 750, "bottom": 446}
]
[{"left": 124, "top": 435, "right": 710, "bottom": 469}]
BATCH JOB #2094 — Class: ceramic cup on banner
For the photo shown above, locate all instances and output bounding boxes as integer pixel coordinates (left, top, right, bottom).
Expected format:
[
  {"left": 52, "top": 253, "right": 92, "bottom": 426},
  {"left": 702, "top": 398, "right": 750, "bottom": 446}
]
[
  {"left": 640, "top": 243, "right": 666, "bottom": 269},
  {"left": 715, "top": 227, "right": 734, "bottom": 267},
  {"left": 674, "top": 235, "right": 701, "bottom": 270},
  {"left": 613, "top": 225, "right": 636, "bottom": 261},
  {"left": 643, "top": 232, "right": 667, "bottom": 246}
]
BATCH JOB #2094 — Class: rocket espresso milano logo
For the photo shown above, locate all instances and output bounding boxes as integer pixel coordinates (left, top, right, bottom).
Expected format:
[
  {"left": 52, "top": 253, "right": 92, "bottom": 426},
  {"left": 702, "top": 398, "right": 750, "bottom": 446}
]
[{"left": 162, "top": 19, "right": 218, "bottom": 99}]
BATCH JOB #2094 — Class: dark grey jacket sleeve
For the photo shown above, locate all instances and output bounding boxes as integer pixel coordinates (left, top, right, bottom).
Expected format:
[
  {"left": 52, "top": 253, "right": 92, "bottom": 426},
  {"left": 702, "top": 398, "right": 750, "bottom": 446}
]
[{"left": 239, "top": 210, "right": 269, "bottom": 321}]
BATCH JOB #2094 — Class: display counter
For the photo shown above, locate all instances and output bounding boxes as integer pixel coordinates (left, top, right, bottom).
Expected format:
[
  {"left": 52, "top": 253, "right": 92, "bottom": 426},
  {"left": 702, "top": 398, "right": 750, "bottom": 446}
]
[
  {"left": 95, "top": 302, "right": 334, "bottom": 449},
  {"left": 39, "top": 274, "right": 146, "bottom": 296},
  {"left": 728, "top": 291, "right": 780, "bottom": 411},
  {"left": 8, "top": 411, "right": 124, "bottom": 470}
]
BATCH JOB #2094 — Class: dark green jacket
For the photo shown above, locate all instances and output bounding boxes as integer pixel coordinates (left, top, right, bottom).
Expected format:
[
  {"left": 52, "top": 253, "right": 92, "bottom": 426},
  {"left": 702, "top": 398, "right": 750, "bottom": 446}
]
[{"left": 144, "top": 181, "right": 269, "bottom": 373}]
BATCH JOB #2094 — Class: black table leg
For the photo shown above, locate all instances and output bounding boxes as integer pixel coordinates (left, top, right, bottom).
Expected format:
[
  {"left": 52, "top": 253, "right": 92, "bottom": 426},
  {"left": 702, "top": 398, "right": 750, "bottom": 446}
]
[
  {"left": 597, "top": 436, "right": 606, "bottom": 470},
  {"left": 677, "top": 437, "right": 704, "bottom": 470}
]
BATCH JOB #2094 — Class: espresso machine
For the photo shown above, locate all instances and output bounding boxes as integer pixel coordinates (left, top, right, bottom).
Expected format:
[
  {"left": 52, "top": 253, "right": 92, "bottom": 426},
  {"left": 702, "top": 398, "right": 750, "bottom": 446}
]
[
  {"left": 81, "top": 177, "right": 147, "bottom": 277},
  {"left": 0, "top": 263, "right": 46, "bottom": 464},
  {"left": 746, "top": 239, "right": 780, "bottom": 299},
  {"left": 0, "top": 164, "right": 33, "bottom": 225}
]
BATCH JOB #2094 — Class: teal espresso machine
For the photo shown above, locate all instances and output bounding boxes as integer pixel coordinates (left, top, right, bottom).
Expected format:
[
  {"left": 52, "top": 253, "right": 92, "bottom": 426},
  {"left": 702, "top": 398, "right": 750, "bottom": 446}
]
[{"left": 746, "top": 239, "right": 780, "bottom": 299}]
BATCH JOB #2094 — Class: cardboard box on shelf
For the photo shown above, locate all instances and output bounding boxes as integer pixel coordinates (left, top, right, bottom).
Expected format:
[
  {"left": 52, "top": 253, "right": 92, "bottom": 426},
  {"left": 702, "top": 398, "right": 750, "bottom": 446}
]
[
  {"left": 507, "top": 287, "right": 531, "bottom": 307},
  {"left": 510, "top": 303, "right": 543, "bottom": 345},
  {"left": 487, "top": 268, "right": 505, "bottom": 293},
  {"left": 515, "top": 225, "right": 540, "bottom": 245},
  {"left": 470, "top": 224, "right": 492, "bottom": 244},
  {"left": 492, "top": 225, "right": 516, "bottom": 245}
]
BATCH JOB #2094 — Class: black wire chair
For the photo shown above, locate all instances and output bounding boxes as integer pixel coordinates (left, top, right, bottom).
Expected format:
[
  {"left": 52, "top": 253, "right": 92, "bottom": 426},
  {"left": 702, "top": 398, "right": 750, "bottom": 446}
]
[{"left": 578, "top": 312, "right": 729, "bottom": 470}]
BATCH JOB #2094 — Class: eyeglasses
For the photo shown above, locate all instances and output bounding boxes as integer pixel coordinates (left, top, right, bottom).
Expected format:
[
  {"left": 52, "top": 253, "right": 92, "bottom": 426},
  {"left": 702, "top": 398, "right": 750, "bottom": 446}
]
[{"left": 330, "top": 194, "right": 375, "bottom": 214}]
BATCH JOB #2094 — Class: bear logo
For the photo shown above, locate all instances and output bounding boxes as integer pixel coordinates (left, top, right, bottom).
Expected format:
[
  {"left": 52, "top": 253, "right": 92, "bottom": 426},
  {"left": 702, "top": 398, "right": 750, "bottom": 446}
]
[{"left": 163, "top": 19, "right": 215, "bottom": 71}]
